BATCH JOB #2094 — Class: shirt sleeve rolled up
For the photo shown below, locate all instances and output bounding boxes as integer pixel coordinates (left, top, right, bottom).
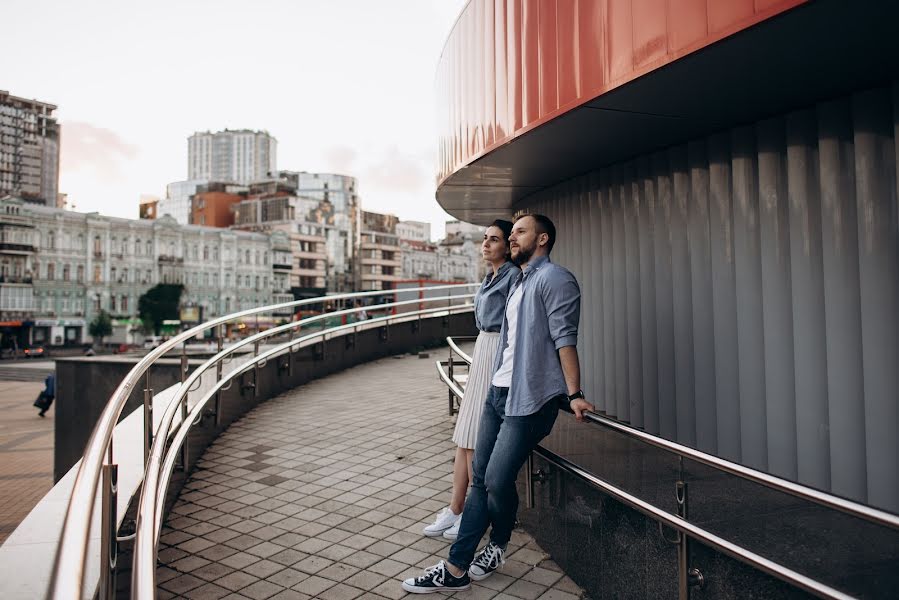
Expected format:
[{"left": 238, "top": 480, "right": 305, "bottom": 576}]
[{"left": 541, "top": 271, "right": 580, "bottom": 350}]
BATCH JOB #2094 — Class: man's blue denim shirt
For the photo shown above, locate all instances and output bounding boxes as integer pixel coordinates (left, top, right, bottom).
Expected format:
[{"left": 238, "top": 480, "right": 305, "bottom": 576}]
[
  {"left": 474, "top": 261, "right": 520, "bottom": 332},
  {"left": 492, "top": 255, "right": 581, "bottom": 416}
]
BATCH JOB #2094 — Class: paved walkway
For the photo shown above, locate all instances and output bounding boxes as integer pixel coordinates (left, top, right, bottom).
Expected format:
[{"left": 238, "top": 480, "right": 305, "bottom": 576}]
[
  {"left": 157, "top": 352, "right": 586, "bottom": 600},
  {"left": 0, "top": 380, "right": 54, "bottom": 544}
]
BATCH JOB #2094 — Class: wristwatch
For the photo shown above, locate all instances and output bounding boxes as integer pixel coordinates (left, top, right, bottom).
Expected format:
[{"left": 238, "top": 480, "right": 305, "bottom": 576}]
[{"left": 567, "top": 390, "right": 585, "bottom": 401}]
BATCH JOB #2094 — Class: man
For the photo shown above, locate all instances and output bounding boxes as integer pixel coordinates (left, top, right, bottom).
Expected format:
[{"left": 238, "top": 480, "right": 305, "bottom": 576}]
[{"left": 402, "top": 214, "right": 594, "bottom": 593}]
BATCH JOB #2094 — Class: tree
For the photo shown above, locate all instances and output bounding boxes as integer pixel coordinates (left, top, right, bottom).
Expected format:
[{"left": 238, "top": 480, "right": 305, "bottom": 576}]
[
  {"left": 138, "top": 284, "right": 184, "bottom": 335},
  {"left": 88, "top": 310, "right": 113, "bottom": 346}
]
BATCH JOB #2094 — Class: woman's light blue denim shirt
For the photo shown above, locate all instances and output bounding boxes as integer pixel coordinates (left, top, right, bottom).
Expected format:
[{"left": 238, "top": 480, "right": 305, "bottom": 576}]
[{"left": 474, "top": 261, "right": 520, "bottom": 333}]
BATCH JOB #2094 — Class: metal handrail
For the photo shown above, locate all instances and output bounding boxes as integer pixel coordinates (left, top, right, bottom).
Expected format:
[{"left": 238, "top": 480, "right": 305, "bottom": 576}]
[
  {"left": 133, "top": 299, "right": 475, "bottom": 597},
  {"left": 48, "top": 284, "right": 477, "bottom": 599},
  {"left": 532, "top": 446, "right": 855, "bottom": 600},
  {"left": 147, "top": 302, "right": 473, "bottom": 538},
  {"left": 440, "top": 335, "right": 899, "bottom": 532},
  {"left": 437, "top": 335, "right": 899, "bottom": 599},
  {"left": 580, "top": 411, "right": 899, "bottom": 531},
  {"left": 446, "top": 335, "right": 475, "bottom": 365},
  {"left": 436, "top": 360, "right": 466, "bottom": 399}
]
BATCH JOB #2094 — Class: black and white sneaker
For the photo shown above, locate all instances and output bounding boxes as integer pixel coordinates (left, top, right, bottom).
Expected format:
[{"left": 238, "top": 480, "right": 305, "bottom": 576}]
[
  {"left": 401, "top": 560, "right": 471, "bottom": 593},
  {"left": 468, "top": 541, "right": 505, "bottom": 581}
]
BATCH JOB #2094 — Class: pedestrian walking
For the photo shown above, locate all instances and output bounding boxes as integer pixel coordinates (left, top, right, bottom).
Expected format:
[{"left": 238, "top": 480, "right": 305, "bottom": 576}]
[{"left": 34, "top": 373, "right": 56, "bottom": 418}]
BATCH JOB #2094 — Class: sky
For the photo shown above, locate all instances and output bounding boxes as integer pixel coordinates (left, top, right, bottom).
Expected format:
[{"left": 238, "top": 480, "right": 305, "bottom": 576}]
[{"left": 3, "top": 0, "right": 468, "bottom": 240}]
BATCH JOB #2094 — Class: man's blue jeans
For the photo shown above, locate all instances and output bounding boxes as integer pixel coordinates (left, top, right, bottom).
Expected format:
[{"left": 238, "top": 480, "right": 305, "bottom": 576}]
[{"left": 448, "top": 385, "right": 558, "bottom": 570}]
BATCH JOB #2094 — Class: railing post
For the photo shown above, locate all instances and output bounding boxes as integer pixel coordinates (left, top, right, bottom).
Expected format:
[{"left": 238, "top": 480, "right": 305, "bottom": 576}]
[
  {"left": 143, "top": 370, "right": 153, "bottom": 462},
  {"left": 526, "top": 453, "right": 534, "bottom": 509},
  {"left": 447, "top": 342, "right": 455, "bottom": 416},
  {"left": 215, "top": 325, "right": 224, "bottom": 427},
  {"left": 99, "top": 462, "right": 118, "bottom": 600},
  {"left": 180, "top": 343, "right": 190, "bottom": 471},
  {"left": 253, "top": 340, "right": 260, "bottom": 397},
  {"left": 676, "top": 457, "right": 703, "bottom": 598}
]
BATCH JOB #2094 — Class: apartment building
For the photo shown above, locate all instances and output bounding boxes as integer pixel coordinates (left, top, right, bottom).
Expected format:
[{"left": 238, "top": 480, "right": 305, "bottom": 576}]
[
  {"left": 0, "top": 195, "right": 285, "bottom": 348},
  {"left": 0, "top": 91, "right": 60, "bottom": 206}
]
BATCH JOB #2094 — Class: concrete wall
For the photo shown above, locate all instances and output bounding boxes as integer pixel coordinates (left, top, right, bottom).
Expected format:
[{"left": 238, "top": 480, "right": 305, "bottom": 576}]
[{"left": 54, "top": 356, "right": 203, "bottom": 481}]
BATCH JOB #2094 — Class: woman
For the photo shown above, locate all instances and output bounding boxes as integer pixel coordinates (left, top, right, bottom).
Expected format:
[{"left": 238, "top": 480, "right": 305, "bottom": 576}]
[{"left": 423, "top": 220, "right": 519, "bottom": 540}]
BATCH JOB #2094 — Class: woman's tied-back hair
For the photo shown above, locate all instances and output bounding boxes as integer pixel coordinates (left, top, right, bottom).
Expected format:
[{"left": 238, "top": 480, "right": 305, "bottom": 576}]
[{"left": 489, "top": 219, "right": 514, "bottom": 260}]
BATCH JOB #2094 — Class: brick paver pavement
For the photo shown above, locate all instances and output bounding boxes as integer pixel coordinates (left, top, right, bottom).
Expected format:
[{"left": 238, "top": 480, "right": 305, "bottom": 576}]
[
  {"left": 158, "top": 352, "right": 586, "bottom": 600},
  {"left": 0, "top": 380, "right": 54, "bottom": 545}
]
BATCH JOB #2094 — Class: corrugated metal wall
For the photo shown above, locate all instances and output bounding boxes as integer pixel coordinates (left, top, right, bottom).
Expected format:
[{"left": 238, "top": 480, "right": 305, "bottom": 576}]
[{"left": 518, "top": 83, "right": 899, "bottom": 513}]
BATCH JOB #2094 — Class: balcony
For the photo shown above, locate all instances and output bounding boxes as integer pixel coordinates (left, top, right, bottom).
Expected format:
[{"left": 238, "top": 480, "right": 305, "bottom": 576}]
[
  {"left": 0, "top": 275, "right": 33, "bottom": 284},
  {"left": 0, "top": 242, "right": 36, "bottom": 255},
  {"left": 157, "top": 255, "right": 184, "bottom": 264}
]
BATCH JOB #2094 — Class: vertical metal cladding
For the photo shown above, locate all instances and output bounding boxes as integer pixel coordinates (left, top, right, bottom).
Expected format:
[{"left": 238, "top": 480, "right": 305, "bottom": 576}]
[{"left": 518, "top": 84, "right": 899, "bottom": 513}]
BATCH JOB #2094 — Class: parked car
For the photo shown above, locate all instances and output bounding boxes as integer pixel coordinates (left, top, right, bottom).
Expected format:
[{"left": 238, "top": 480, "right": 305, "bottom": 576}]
[
  {"left": 143, "top": 336, "right": 163, "bottom": 350},
  {"left": 23, "top": 345, "right": 47, "bottom": 359}
]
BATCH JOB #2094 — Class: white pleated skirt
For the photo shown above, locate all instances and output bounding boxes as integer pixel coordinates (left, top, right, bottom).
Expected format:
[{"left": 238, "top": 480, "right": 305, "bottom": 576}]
[{"left": 452, "top": 331, "right": 502, "bottom": 449}]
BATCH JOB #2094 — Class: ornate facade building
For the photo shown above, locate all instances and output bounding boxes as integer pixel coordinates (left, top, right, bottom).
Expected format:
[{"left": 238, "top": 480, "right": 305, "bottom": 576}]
[{"left": 0, "top": 196, "right": 289, "bottom": 349}]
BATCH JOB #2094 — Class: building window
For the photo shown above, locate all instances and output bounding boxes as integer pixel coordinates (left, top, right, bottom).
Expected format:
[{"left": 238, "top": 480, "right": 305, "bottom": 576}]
[
  {"left": 110, "top": 267, "right": 117, "bottom": 282},
  {"left": 94, "top": 296, "right": 101, "bottom": 312},
  {"left": 122, "top": 268, "right": 128, "bottom": 282},
  {"left": 146, "top": 240, "right": 152, "bottom": 255},
  {"left": 122, "top": 295, "right": 128, "bottom": 313},
  {"left": 255, "top": 276, "right": 260, "bottom": 289},
  {"left": 110, "top": 295, "right": 117, "bottom": 312},
  {"left": 94, "top": 235, "right": 102, "bottom": 255},
  {"left": 77, "top": 264, "right": 84, "bottom": 282},
  {"left": 94, "top": 265, "right": 102, "bottom": 283},
  {"left": 135, "top": 238, "right": 141, "bottom": 256},
  {"left": 47, "top": 263, "right": 55, "bottom": 280},
  {"left": 203, "top": 246, "right": 209, "bottom": 260},
  {"left": 47, "top": 231, "right": 55, "bottom": 249},
  {"left": 63, "top": 264, "right": 70, "bottom": 281}
]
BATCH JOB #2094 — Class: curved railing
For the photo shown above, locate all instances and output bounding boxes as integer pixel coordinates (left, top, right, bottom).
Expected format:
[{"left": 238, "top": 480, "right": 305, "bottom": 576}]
[
  {"left": 437, "top": 336, "right": 899, "bottom": 600},
  {"left": 48, "top": 284, "right": 477, "bottom": 599}
]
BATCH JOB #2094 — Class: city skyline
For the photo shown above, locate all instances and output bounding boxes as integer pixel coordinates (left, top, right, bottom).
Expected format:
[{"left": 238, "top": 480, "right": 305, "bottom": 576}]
[{"left": 2, "top": 0, "right": 468, "bottom": 239}]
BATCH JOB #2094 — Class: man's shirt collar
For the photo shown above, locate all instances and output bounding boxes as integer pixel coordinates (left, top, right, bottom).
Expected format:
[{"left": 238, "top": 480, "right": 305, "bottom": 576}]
[{"left": 520, "top": 255, "right": 551, "bottom": 278}]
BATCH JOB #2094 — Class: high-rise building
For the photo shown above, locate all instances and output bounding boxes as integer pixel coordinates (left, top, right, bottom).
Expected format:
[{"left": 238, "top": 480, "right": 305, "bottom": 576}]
[
  {"left": 188, "top": 130, "right": 277, "bottom": 184},
  {"left": 279, "top": 171, "right": 359, "bottom": 293},
  {"left": 0, "top": 91, "right": 60, "bottom": 206}
]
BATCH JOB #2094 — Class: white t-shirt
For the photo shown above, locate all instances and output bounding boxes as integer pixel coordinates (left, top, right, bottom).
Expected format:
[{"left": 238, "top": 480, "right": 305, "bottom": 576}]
[{"left": 491, "top": 282, "right": 523, "bottom": 388}]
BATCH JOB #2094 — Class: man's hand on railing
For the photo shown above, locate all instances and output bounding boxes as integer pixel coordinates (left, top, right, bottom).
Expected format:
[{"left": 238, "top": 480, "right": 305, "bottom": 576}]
[{"left": 570, "top": 397, "right": 594, "bottom": 422}]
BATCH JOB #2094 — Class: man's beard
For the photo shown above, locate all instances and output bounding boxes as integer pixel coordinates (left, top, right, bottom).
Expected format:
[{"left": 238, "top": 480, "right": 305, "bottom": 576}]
[{"left": 511, "top": 244, "right": 534, "bottom": 266}]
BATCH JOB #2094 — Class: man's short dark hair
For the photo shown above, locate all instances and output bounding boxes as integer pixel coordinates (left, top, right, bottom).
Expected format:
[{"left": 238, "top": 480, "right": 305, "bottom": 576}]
[{"left": 526, "top": 213, "right": 556, "bottom": 254}]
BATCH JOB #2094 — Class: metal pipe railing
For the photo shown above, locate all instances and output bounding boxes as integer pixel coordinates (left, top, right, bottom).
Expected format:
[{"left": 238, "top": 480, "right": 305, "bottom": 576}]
[
  {"left": 446, "top": 335, "right": 475, "bottom": 365},
  {"left": 436, "top": 335, "right": 899, "bottom": 600},
  {"left": 48, "top": 284, "right": 477, "bottom": 600},
  {"left": 532, "top": 446, "right": 855, "bottom": 600},
  {"left": 579, "top": 411, "right": 899, "bottom": 531},
  {"left": 132, "top": 295, "right": 474, "bottom": 598}
]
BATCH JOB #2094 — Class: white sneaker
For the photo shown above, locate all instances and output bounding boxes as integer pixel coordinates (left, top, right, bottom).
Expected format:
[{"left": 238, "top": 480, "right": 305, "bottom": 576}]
[
  {"left": 442, "top": 515, "right": 462, "bottom": 540},
  {"left": 422, "top": 507, "right": 461, "bottom": 537}
]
